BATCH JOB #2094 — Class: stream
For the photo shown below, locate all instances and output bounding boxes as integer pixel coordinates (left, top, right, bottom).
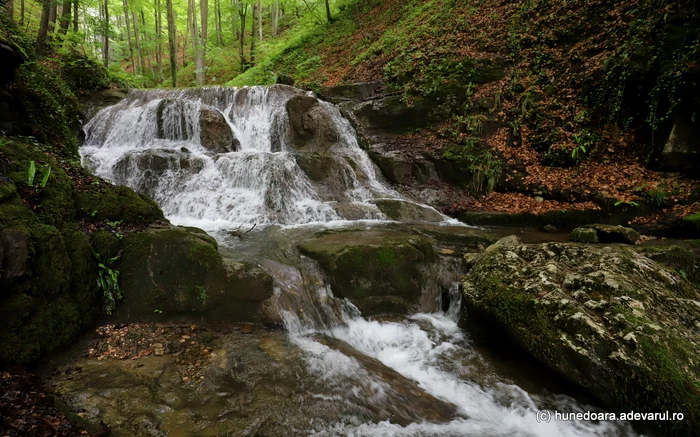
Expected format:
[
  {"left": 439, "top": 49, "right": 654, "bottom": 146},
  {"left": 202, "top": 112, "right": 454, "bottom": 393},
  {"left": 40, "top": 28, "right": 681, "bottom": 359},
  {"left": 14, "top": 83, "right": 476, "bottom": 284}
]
[{"left": 42, "top": 85, "right": 647, "bottom": 436}]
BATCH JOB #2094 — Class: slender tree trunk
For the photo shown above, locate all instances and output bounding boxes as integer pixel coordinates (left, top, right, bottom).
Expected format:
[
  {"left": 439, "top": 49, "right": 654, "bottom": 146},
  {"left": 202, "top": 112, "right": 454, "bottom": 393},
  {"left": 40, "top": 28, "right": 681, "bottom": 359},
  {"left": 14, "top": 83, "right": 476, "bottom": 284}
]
[
  {"left": 166, "top": 0, "right": 177, "bottom": 86},
  {"left": 132, "top": 9, "right": 144, "bottom": 75},
  {"left": 36, "top": 0, "right": 51, "bottom": 56},
  {"left": 197, "top": 0, "right": 207, "bottom": 84},
  {"left": 103, "top": 0, "right": 109, "bottom": 66},
  {"left": 238, "top": 2, "right": 246, "bottom": 71},
  {"left": 6, "top": 0, "right": 14, "bottom": 20},
  {"left": 59, "top": 0, "right": 70, "bottom": 34},
  {"left": 140, "top": 9, "right": 153, "bottom": 75},
  {"left": 155, "top": 0, "right": 163, "bottom": 80},
  {"left": 325, "top": 0, "right": 331, "bottom": 23},
  {"left": 215, "top": 0, "right": 222, "bottom": 46},
  {"left": 249, "top": 1, "right": 256, "bottom": 66},
  {"left": 47, "top": 0, "right": 57, "bottom": 44},
  {"left": 257, "top": 0, "right": 261, "bottom": 41},
  {"left": 272, "top": 0, "right": 278, "bottom": 36},
  {"left": 72, "top": 0, "right": 77, "bottom": 31},
  {"left": 122, "top": 0, "right": 136, "bottom": 74},
  {"left": 188, "top": 0, "right": 203, "bottom": 84},
  {"left": 20, "top": 0, "right": 24, "bottom": 25}
]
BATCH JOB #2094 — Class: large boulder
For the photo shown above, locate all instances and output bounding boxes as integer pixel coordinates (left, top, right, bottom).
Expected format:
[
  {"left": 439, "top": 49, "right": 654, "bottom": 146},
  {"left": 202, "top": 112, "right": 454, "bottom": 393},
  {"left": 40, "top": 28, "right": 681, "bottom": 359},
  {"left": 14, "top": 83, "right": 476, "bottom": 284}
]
[
  {"left": 286, "top": 94, "right": 339, "bottom": 152},
  {"left": 116, "top": 226, "right": 274, "bottom": 322},
  {"left": 574, "top": 224, "right": 641, "bottom": 245},
  {"left": 112, "top": 149, "right": 206, "bottom": 198},
  {"left": 0, "top": 228, "right": 31, "bottom": 279},
  {"left": 373, "top": 199, "right": 444, "bottom": 223},
  {"left": 461, "top": 237, "right": 700, "bottom": 436},
  {"left": 199, "top": 105, "right": 240, "bottom": 153},
  {"left": 298, "top": 230, "right": 438, "bottom": 315},
  {"left": 156, "top": 100, "right": 239, "bottom": 153},
  {"left": 317, "top": 81, "right": 382, "bottom": 104},
  {"left": 660, "top": 117, "right": 700, "bottom": 172}
]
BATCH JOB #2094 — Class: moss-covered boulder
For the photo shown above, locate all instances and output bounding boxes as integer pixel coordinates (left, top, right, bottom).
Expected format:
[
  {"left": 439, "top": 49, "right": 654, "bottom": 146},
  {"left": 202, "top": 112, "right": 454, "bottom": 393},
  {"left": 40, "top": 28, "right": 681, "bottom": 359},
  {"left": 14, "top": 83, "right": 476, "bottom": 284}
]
[
  {"left": 461, "top": 237, "right": 700, "bottom": 436},
  {"left": 373, "top": 199, "right": 444, "bottom": 223},
  {"left": 298, "top": 230, "right": 438, "bottom": 315},
  {"left": 637, "top": 243, "right": 700, "bottom": 289},
  {"left": 116, "top": 226, "right": 273, "bottom": 322},
  {"left": 75, "top": 183, "right": 164, "bottom": 225},
  {"left": 578, "top": 224, "right": 641, "bottom": 245},
  {"left": 0, "top": 138, "right": 167, "bottom": 364},
  {"left": 570, "top": 227, "right": 599, "bottom": 243}
]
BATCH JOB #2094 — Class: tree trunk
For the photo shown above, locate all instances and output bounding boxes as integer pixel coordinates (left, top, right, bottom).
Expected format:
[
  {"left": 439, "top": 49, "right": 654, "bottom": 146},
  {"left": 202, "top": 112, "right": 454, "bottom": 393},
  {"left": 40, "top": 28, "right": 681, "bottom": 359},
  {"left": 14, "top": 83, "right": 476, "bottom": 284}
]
[
  {"left": 132, "top": 9, "right": 144, "bottom": 76},
  {"left": 258, "top": 0, "right": 261, "bottom": 41},
  {"left": 6, "top": 0, "right": 14, "bottom": 20},
  {"left": 122, "top": 0, "right": 136, "bottom": 74},
  {"left": 20, "top": 0, "right": 24, "bottom": 25},
  {"left": 166, "top": 0, "right": 177, "bottom": 86},
  {"left": 215, "top": 0, "right": 222, "bottom": 46},
  {"left": 36, "top": 0, "right": 51, "bottom": 56},
  {"left": 47, "top": 0, "right": 57, "bottom": 44},
  {"left": 272, "top": 0, "right": 278, "bottom": 36},
  {"left": 155, "top": 0, "right": 163, "bottom": 80},
  {"left": 72, "top": 0, "right": 78, "bottom": 32},
  {"left": 197, "top": 0, "right": 207, "bottom": 84},
  {"left": 183, "top": 1, "right": 190, "bottom": 67},
  {"left": 59, "top": 0, "right": 70, "bottom": 34},
  {"left": 237, "top": 2, "right": 246, "bottom": 71},
  {"left": 249, "top": 1, "right": 256, "bottom": 66},
  {"left": 325, "top": 0, "right": 331, "bottom": 23},
  {"left": 189, "top": 0, "right": 203, "bottom": 85},
  {"left": 103, "top": 0, "right": 109, "bottom": 66}
]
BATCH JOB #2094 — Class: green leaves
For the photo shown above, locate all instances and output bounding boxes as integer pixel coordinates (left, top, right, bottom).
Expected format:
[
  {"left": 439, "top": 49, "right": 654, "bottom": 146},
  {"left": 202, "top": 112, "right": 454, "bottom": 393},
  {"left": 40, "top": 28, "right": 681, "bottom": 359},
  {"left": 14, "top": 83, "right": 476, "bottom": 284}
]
[
  {"left": 94, "top": 251, "right": 123, "bottom": 315},
  {"left": 27, "top": 161, "right": 36, "bottom": 186}
]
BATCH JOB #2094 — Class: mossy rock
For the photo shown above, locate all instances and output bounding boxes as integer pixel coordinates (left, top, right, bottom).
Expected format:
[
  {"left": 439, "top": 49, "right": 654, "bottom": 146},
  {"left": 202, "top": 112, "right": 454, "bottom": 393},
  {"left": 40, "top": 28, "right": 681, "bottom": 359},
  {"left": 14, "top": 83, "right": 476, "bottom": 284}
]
[
  {"left": 579, "top": 224, "right": 641, "bottom": 245},
  {"left": 76, "top": 184, "right": 164, "bottom": 225},
  {"left": 373, "top": 199, "right": 444, "bottom": 222},
  {"left": 298, "top": 230, "right": 437, "bottom": 315},
  {"left": 637, "top": 244, "right": 700, "bottom": 288},
  {"left": 116, "top": 226, "right": 273, "bottom": 322},
  {"left": 570, "top": 227, "right": 599, "bottom": 243},
  {"left": 462, "top": 237, "right": 700, "bottom": 436}
]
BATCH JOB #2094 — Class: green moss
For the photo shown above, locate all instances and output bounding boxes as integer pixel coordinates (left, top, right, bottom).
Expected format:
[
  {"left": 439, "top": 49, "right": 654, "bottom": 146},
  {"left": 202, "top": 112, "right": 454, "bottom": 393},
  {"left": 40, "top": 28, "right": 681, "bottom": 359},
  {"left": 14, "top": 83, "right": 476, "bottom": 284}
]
[
  {"left": 91, "top": 230, "right": 122, "bottom": 259},
  {"left": 11, "top": 62, "right": 81, "bottom": 157},
  {"left": 76, "top": 184, "right": 164, "bottom": 225}
]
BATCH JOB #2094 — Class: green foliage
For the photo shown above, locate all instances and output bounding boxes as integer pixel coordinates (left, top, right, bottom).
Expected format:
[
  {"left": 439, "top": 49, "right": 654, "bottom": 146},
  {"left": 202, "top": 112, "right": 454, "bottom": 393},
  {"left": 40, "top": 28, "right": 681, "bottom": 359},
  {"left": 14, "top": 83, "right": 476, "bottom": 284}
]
[
  {"left": 27, "top": 161, "right": 36, "bottom": 186},
  {"left": 12, "top": 62, "right": 81, "bottom": 157},
  {"left": 94, "top": 251, "right": 122, "bottom": 315},
  {"left": 57, "top": 49, "right": 110, "bottom": 94},
  {"left": 443, "top": 139, "right": 502, "bottom": 195}
]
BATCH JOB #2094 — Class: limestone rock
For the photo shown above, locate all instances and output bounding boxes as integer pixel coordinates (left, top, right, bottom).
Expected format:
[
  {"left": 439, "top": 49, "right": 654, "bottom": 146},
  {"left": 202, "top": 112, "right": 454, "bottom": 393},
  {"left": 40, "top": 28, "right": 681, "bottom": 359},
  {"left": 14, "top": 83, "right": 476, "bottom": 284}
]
[
  {"left": 199, "top": 105, "right": 239, "bottom": 153},
  {"left": 579, "top": 224, "right": 641, "bottom": 245},
  {"left": 373, "top": 199, "right": 444, "bottom": 223},
  {"left": 117, "top": 226, "right": 274, "bottom": 322},
  {"left": 317, "top": 81, "right": 382, "bottom": 104},
  {"left": 286, "top": 94, "right": 339, "bottom": 152},
  {"left": 298, "top": 230, "right": 438, "bottom": 315},
  {"left": 570, "top": 227, "right": 599, "bottom": 243},
  {"left": 461, "top": 237, "right": 700, "bottom": 436},
  {"left": 660, "top": 117, "right": 700, "bottom": 171},
  {"left": 0, "top": 228, "right": 31, "bottom": 279}
]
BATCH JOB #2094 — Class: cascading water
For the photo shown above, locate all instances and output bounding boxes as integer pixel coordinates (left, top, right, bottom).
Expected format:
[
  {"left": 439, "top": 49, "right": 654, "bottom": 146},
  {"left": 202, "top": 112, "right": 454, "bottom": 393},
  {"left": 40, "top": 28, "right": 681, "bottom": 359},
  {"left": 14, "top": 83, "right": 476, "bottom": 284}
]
[
  {"left": 82, "top": 85, "right": 423, "bottom": 229},
  {"left": 79, "top": 86, "right": 646, "bottom": 437}
]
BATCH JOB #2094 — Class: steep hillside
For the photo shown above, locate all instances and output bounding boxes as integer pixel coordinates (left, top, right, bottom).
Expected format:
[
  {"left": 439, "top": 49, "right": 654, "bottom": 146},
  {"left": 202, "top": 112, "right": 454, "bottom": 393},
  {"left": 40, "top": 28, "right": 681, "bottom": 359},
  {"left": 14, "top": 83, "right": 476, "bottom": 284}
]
[{"left": 232, "top": 0, "right": 700, "bottom": 227}]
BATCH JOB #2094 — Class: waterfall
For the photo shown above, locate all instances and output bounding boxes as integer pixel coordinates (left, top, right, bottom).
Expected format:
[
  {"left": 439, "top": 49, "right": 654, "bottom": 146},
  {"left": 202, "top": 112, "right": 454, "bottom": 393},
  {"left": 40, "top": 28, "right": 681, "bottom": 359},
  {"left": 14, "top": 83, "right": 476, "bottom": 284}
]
[{"left": 81, "top": 85, "right": 437, "bottom": 230}]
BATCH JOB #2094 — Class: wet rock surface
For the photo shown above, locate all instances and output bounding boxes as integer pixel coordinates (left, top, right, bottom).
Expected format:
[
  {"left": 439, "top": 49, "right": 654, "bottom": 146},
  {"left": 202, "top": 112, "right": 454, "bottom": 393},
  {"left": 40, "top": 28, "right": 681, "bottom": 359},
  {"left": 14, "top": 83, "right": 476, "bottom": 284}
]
[
  {"left": 116, "top": 225, "right": 274, "bottom": 322},
  {"left": 42, "top": 322, "right": 458, "bottom": 437},
  {"left": 461, "top": 236, "right": 700, "bottom": 436}
]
